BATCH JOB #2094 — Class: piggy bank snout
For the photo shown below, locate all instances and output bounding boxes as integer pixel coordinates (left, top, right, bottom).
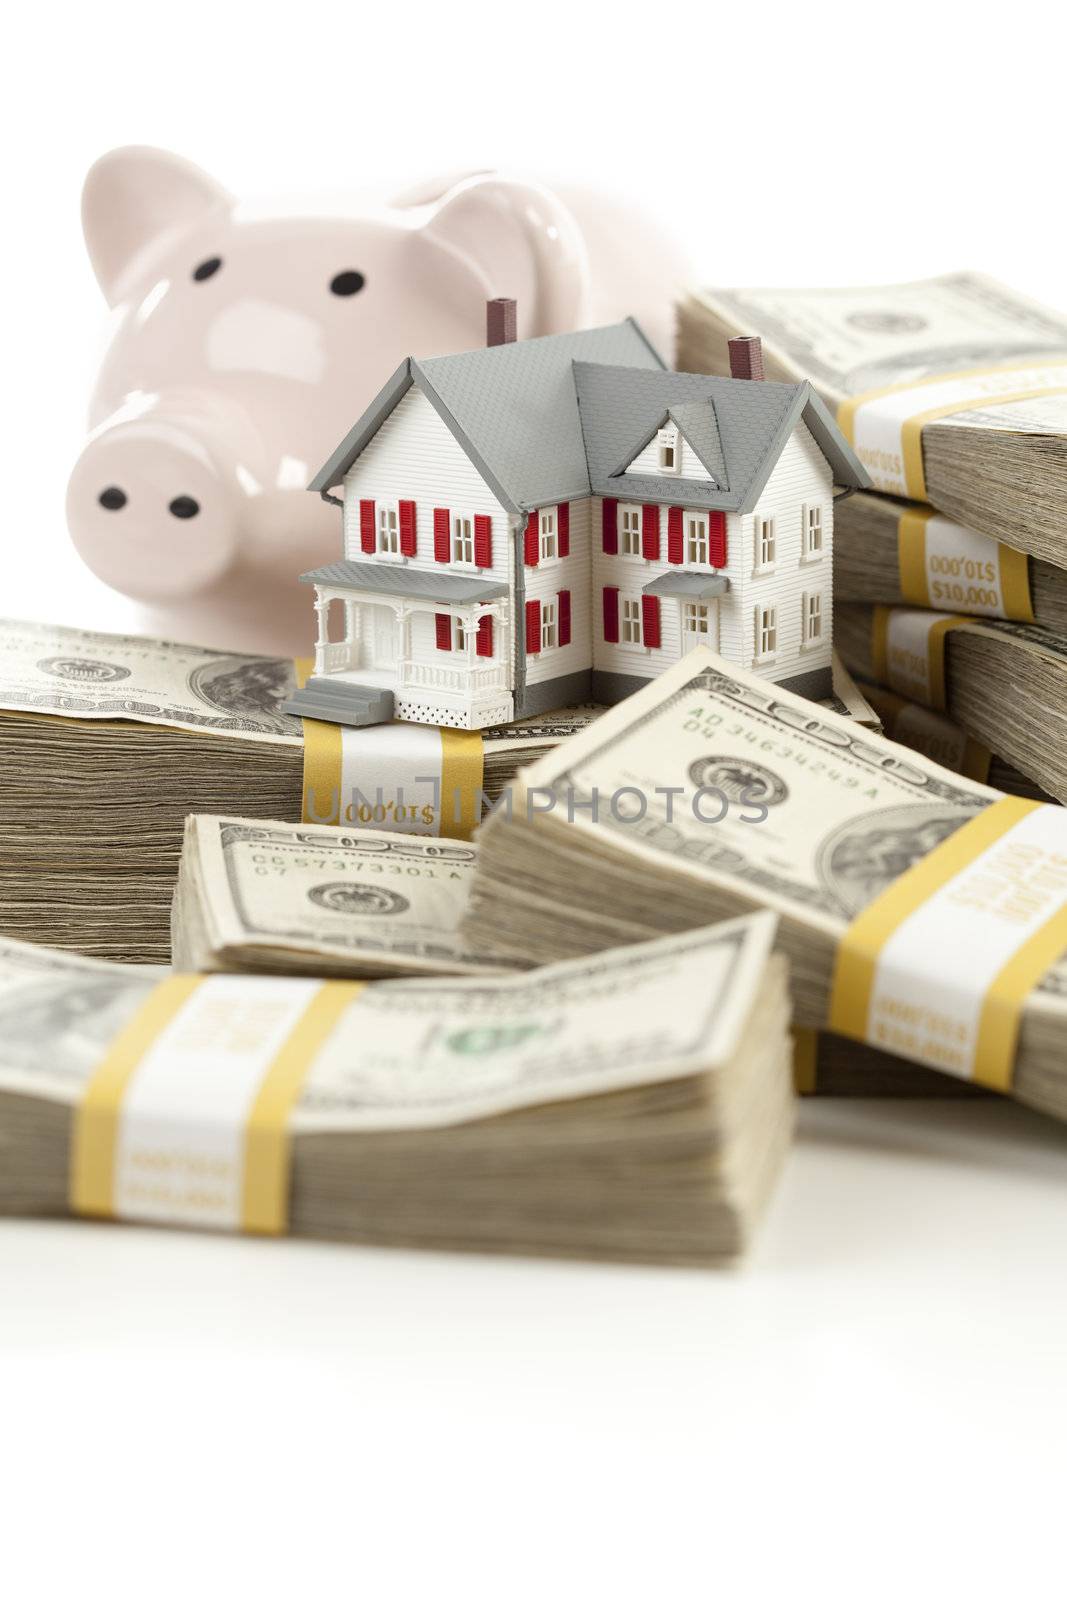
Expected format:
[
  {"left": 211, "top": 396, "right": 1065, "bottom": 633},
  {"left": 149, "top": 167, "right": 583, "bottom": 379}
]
[{"left": 66, "top": 419, "right": 241, "bottom": 601}]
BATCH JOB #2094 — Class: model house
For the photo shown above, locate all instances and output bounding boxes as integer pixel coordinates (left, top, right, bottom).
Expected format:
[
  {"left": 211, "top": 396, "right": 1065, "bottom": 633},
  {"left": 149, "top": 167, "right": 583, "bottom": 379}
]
[{"left": 283, "top": 301, "right": 870, "bottom": 730}]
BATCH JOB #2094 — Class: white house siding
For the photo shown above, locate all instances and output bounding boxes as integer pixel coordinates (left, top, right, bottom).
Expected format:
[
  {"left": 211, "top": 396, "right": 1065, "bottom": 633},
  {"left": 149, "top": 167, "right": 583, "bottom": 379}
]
[
  {"left": 735, "top": 421, "right": 834, "bottom": 687},
  {"left": 624, "top": 431, "right": 713, "bottom": 481},
  {"left": 591, "top": 419, "right": 834, "bottom": 691},
  {"left": 341, "top": 388, "right": 515, "bottom": 682},
  {"left": 592, "top": 496, "right": 743, "bottom": 682},
  {"left": 523, "top": 497, "right": 593, "bottom": 688}
]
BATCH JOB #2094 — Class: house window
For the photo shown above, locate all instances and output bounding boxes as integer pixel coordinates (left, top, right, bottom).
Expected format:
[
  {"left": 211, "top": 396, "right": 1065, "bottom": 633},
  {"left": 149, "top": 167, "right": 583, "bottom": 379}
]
[
  {"left": 621, "top": 597, "right": 642, "bottom": 644},
  {"left": 756, "top": 516, "right": 776, "bottom": 570},
  {"left": 683, "top": 601, "right": 711, "bottom": 637},
  {"left": 452, "top": 515, "right": 474, "bottom": 565},
  {"left": 756, "top": 605, "right": 778, "bottom": 660},
  {"left": 378, "top": 505, "right": 399, "bottom": 555},
  {"left": 620, "top": 504, "right": 641, "bottom": 556},
  {"left": 686, "top": 514, "right": 709, "bottom": 566},
  {"left": 804, "top": 504, "right": 824, "bottom": 558},
  {"left": 539, "top": 508, "right": 558, "bottom": 562},
  {"left": 803, "top": 592, "right": 822, "bottom": 646},
  {"left": 658, "top": 426, "right": 680, "bottom": 473},
  {"left": 541, "top": 599, "right": 558, "bottom": 651},
  {"left": 452, "top": 616, "right": 467, "bottom": 652}
]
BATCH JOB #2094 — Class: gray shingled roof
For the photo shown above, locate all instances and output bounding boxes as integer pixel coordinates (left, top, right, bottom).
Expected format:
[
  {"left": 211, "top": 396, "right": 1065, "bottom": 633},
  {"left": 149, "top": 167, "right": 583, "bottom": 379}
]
[
  {"left": 573, "top": 364, "right": 868, "bottom": 513},
  {"left": 309, "top": 321, "right": 869, "bottom": 517},
  {"left": 309, "top": 321, "right": 665, "bottom": 516}
]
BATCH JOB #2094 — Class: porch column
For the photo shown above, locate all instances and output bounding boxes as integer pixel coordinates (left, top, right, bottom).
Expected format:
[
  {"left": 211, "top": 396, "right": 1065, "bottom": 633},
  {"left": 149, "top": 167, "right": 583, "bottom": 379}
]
[{"left": 313, "top": 591, "right": 329, "bottom": 675}]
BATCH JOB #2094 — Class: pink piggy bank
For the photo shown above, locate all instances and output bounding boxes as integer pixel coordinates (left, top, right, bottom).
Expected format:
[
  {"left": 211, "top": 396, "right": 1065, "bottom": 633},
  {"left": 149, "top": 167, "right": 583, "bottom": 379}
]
[{"left": 67, "top": 147, "right": 687, "bottom": 655}]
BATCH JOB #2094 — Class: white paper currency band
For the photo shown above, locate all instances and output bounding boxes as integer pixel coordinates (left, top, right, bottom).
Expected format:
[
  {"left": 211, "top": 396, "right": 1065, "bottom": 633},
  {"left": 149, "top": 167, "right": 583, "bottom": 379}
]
[
  {"left": 838, "top": 361, "right": 1067, "bottom": 499},
  {"left": 301, "top": 719, "right": 483, "bottom": 838},
  {"left": 831, "top": 798, "right": 1067, "bottom": 1090},
  {"left": 870, "top": 607, "right": 967, "bottom": 710},
  {"left": 897, "top": 508, "right": 1034, "bottom": 623},
  {"left": 70, "top": 974, "right": 364, "bottom": 1232}
]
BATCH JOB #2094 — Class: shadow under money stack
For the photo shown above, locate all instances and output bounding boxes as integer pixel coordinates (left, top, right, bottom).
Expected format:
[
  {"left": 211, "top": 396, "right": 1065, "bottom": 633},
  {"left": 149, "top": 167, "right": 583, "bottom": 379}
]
[
  {"left": 0, "top": 917, "right": 793, "bottom": 1265},
  {"left": 0, "top": 620, "right": 592, "bottom": 962}
]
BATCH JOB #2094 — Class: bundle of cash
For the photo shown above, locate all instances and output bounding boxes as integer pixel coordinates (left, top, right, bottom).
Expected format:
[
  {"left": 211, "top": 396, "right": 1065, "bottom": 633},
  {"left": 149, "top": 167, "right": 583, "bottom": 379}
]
[
  {"left": 835, "top": 606, "right": 1067, "bottom": 803},
  {"left": 0, "top": 919, "right": 793, "bottom": 1265},
  {"left": 173, "top": 817, "right": 517, "bottom": 978},
  {"left": 678, "top": 274, "right": 1067, "bottom": 559},
  {"left": 462, "top": 648, "right": 1067, "bottom": 1125},
  {"left": 833, "top": 493, "right": 1067, "bottom": 630},
  {"left": 0, "top": 620, "right": 593, "bottom": 961},
  {"left": 859, "top": 682, "right": 1048, "bottom": 801}
]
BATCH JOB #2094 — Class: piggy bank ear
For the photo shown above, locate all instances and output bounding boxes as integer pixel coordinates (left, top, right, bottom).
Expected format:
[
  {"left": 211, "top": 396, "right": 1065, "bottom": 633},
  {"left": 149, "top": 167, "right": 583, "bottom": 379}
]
[
  {"left": 417, "top": 174, "right": 590, "bottom": 337},
  {"left": 82, "top": 146, "right": 232, "bottom": 305}
]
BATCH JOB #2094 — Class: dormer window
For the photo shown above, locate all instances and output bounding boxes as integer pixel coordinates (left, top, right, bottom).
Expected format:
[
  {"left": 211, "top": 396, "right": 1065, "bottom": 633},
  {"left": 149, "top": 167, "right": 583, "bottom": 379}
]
[{"left": 658, "top": 426, "right": 680, "bottom": 474}]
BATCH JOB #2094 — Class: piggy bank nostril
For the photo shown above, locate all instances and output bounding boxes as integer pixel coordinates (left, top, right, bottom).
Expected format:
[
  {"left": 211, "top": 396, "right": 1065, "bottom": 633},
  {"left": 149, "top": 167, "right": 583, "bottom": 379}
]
[
  {"left": 169, "top": 495, "right": 201, "bottom": 520},
  {"left": 98, "top": 486, "right": 127, "bottom": 511}
]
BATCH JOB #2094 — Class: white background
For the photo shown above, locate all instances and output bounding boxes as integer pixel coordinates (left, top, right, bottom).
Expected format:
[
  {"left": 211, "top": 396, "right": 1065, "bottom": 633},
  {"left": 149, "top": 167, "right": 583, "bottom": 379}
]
[{"left": 3, "top": 5, "right": 1067, "bottom": 1595}]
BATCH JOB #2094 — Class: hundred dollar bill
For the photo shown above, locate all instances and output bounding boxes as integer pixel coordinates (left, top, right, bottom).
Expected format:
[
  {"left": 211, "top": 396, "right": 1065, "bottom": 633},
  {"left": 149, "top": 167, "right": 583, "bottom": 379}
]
[
  {"left": 0, "top": 919, "right": 794, "bottom": 1263},
  {"left": 172, "top": 817, "right": 517, "bottom": 978},
  {"left": 677, "top": 274, "right": 1067, "bottom": 563},
  {"left": 464, "top": 645, "right": 1067, "bottom": 1123}
]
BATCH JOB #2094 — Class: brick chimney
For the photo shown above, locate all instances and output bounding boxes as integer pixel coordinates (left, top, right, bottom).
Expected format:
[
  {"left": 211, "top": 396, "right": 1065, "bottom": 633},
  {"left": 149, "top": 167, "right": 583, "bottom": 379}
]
[
  {"left": 487, "top": 298, "right": 517, "bottom": 347},
  {"left": 728, "top": 335, "right": 765, "bottom": 381}
]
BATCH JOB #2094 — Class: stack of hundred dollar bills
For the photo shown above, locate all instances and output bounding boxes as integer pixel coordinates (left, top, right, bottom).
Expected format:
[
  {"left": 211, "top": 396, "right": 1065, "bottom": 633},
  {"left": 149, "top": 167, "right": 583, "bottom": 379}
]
[
  {"left": 679, "top": 273, "right": 1067, "bottom": 800},
  {"left": 0, "top": 618, "right": 876, "bottom": 963}
]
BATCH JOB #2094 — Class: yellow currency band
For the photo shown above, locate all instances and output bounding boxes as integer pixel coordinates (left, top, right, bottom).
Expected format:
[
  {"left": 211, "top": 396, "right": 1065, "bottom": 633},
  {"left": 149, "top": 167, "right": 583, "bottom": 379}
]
[
  {"left": 837, "top": 358, "right": 1067, "bottom": 502},
  {"left": 896, "top": 507, "right": 1034, "bottom": 624},
  {"left": 439, "top": 728, "right": 484, "bottom": 840},
  {"left": 70, "top": 973, "right": 205, "bottom": 1218},
  {"left": 870, "top": 606, "right": 968, "bottom": 712},
  {"left": 69, "top": 975, "right": 365, "bottom": 1234},
  {"left": 791, "top": 1028, "right": 818, "bottom": 1095},
  {"left": 828, "top": 797, "right": 1067, "bottom": 1092},
  {"left": 294, "top": 658, "right": 485, "bottom": 838},
  {"left": 241, "top": 980, "right": 365, "bottom": 1233}
]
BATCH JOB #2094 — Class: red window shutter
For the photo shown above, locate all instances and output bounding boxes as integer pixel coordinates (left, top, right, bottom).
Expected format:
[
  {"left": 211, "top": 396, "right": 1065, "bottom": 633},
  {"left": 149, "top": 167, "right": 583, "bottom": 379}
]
[
  {"left": 642, "top": 594, "right": 662, "bottom": 649},
  {"left": 476, "top": 615, "right": 494, "bottom": 657},
  {"left": 709, "top": 511, "right": 727, "bottom": 568},
  {"left": 525, "top": 599, "right": 541, "bottom": 653},
  {"left": 558, "top": 502, "right": 570, "bottom": 558},
  {"left": 435, "top": 613, "right": 452, "bottom": 651},
  {"left": 602, "top": 498, "right": 618, "bottom": 555},
  {"left": 558, "top": 588, "right": 572, "bottom": 646},
  {"left": 473, "top": 514, "right": 492, "bottom": 569},
  {"left": 398, "top": 499, "right": 417, "bottom": 557},
  {"left": 524, "top": 511, "right": 539, "bottom": 566},
  {"left": 433, "top": 508, "right": 451, "bottom": 563},
  {"left": 359, "top": 499, "right": 376, "bottom": 555},
  {"left": 641, "top": 503, "right": 661, "bottom": 561},
  {"left": 602, "top": 586, "right": 619, "bottom": 644},
  {"left": 667, "top": 506, "right": 684, "bottom": 565}
]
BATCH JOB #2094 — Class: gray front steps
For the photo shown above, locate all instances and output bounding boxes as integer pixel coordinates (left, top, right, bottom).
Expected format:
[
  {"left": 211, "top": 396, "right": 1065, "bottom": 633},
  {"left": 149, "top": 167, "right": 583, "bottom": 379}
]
[{"left": 282, "top": 675, "right": 395, "bottom": 728}]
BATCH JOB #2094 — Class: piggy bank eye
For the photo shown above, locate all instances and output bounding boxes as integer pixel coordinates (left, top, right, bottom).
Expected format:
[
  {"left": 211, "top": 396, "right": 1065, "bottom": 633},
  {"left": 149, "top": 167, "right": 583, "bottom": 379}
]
[
  {"left": 330, "top": 271, "right": 365, "bottom": 296},
  {"left": 192, "top": 257, "right": 223, "bottom": 282}
]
